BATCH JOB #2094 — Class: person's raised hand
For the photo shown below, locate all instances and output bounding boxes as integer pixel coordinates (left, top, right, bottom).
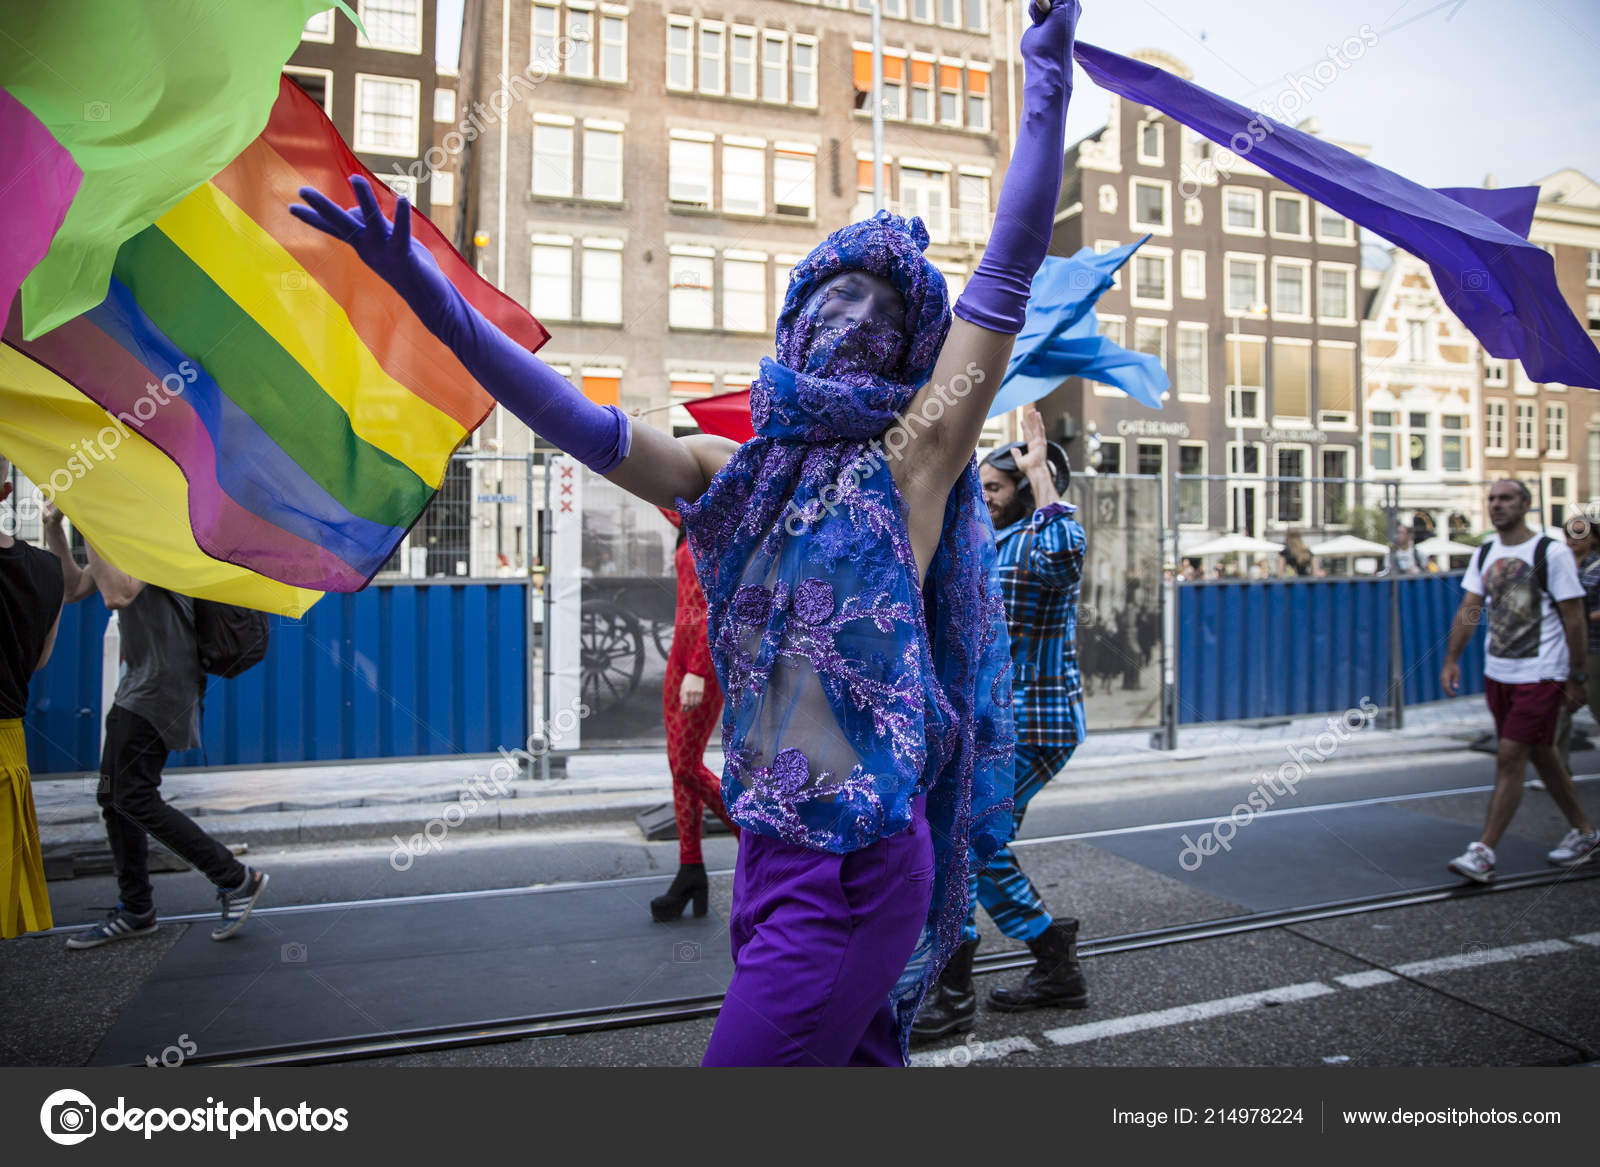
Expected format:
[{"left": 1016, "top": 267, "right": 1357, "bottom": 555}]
[
  {"left": 1021, "top": 0, "right": 1080, "bottom": 72},
  {"left": 1016, "top": 405, "right": 1049, "bottom": 477},
  {"left": 290, "top": 175, "right": 455, "bottom": 331}
]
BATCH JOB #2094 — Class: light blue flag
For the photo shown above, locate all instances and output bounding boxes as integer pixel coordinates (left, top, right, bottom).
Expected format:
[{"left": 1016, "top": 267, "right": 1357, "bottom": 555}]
[{"left": 987, "top": 238, "right": 1170, "bottom": 418}]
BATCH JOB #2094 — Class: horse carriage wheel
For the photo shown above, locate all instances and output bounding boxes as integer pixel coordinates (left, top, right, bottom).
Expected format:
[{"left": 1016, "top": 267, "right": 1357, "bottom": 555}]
[{"left": 580, "top": 599, "right": 645, "bottom": 713}]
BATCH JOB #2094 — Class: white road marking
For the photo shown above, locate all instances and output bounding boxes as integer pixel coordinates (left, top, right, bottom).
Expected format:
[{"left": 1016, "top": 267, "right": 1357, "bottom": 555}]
[{"left": 915, "top": 930, "right": 1600, "bottom": 1066}]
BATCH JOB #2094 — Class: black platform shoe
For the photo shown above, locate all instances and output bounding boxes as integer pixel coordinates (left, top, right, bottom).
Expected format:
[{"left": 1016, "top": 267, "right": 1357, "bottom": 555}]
[
  {"left": 988, "top": 919, "right": 1089, "bottom": 1011},
  {"left": 910, "top": 938, "right": 980, "bottom": 1044},
  {"left": 650, "top": 863, "right": 709, "bottom": 922}
]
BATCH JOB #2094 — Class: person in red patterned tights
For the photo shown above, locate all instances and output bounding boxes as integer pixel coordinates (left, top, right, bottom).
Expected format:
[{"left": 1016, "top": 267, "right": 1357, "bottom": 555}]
[{"left": 651, "top": 511, "right": 739, "bottom": 921}]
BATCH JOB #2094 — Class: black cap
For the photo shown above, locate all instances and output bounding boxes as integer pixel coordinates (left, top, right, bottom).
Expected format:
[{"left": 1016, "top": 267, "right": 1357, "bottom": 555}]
[{"left": 982, "top": 439, "right": 1072, "bottom": 497}]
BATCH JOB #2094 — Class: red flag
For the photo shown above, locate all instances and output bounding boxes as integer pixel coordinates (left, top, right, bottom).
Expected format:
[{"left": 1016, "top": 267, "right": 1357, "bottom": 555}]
[{"left": 683, "top": 389, "right": 755, "bottom": 443}]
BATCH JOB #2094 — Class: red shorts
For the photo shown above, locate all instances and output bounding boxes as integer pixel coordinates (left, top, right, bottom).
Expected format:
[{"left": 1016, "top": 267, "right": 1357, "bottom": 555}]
[{"left": 1484, "top": 678, "right": 1565, "bottom": 746}]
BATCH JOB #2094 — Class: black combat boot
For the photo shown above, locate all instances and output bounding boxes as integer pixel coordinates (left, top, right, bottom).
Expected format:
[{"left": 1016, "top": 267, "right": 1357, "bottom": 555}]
[
  {"left": 910, "top": 938, "right": 980, "bottom": 1043},
  {"left": 988, "top": 918, "right": 1089, "bottom": 1011}
]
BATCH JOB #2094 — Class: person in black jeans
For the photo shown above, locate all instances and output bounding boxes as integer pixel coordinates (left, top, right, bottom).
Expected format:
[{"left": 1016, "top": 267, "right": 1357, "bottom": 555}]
[{"left": 43, "top": 505, "right": 268, "bottom": 946}]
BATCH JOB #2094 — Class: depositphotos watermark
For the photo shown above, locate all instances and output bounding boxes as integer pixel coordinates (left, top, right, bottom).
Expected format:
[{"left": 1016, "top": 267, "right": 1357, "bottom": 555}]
[
  {"left": 1177, "top": 697, "right": 1379, "bottom": 871},
  {"left": 389, "top": 698, "right": 591, "bottom": 870},
  {"left": 39, "top": 1089, "right": 349, "bottom": 1144},
  {"left": 782, "top": 361, "right": 986, "bottom": 535}
]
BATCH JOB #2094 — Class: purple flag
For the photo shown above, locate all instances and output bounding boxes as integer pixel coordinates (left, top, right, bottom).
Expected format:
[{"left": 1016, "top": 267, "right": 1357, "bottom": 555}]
[{"left": 1072, "top": 42, "right": 1600, "bottom": 390}]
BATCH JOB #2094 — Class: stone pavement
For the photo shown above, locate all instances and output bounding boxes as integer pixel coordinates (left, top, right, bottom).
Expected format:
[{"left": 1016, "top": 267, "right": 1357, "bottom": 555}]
[{"left": 29, "top": 698, "right": 1555, "bottom": 862}]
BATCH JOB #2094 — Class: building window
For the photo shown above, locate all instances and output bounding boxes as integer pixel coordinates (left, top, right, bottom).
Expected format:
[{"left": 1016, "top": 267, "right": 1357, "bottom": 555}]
[
  {"left": 284, "top": 66, "right": 333, "bottom": 114},
  {"left": 1178, "top": 442, "right": 1207, "bottom": 527},
  {"left": 774, "top": 255, "right": 800, "bottom": 323},
  {"left": 1515, "top": 401, "right": 1536, "bottom": 455},
  {"left": 1131, "top": 178, "right": 1169, "bottom": 232},
  {"left": 1408, "top": 411, "right": 1430, "bottom": 471},
  {"left": 957, "top": 170, "right": 990, "bottom": 239},
  {"left": 729, "top": 26, "right": 757, "bottom": 98},
  {"left": 666, "top": 17, "right": 693, "bottom": 90},
  {"left": 1369, "top": 411, "right": 1396, "bottom": 471},
  {"left": 1548, "top": 474, "right": 1572, "bottom": 528},
  {"left": 900, "top": 166, "right": 949, "bottom": 243},
  {"left": 1097, "top": 437, "right": 1123, "bottom": 475},
  {"left": 430, "top": 170, "right": 455, "bottom": 205},
  {"left": 1317, "top": 264, "right": 1353, "bottom": 322},
  {"left": 434, "top": 87, "right": 456, "bottom": 123},
  {"left": 668, "top": 133, "right": 713, "bottom": 208},
  {"left": 698, "top": 23, "right": 725, "bottom": 95},
  {"left": 1441, "top": 415, "right": 1468, "bottom": 472},
  {"left": 762, "top": 31, "right": 788, "bottom": 102},
  {"left": 1405, "top": 318, "right": 1428, "bottom": 362},
  {"left": 1134, "top": 319, "right": 1167, "bottom": 369},
  {"left": 1094, "top": 239, "right": 1123, "bottom": 290},
  {"left": 532, "top": 119, "right": 574, "bottom": 197},
  {"left": 1137, "top": 441, "right": 1165, "bottom": 481},
  {"left": 354, "top": 75, "right": 420, "bottom": 156},
  {"left": 1271, "top": 259, "right": 1309, "bottom": 319},
  {"left": 1180, "top": 250, "right": 1205, "bottom": 299},
  {"left": 1225, "top": 334, "right": 1264, "bottom": 425},
  {"left": 1588, "top": 293, "right": 1600, "bottom": 335},
  {"left": 966, "top": 67, "right": 990, "bottom": 129},
  {"left": 581, "top": 241, "right": 623, "bottom": 323},
  {"left": 1484, "top": 359, "right": 1507, "bottom": 386},
  {"left": 582, "top": 124, "right": 623, "bottom": 201},
  {"left": 1316, "top": 205, "right": 1355, "bottom": 243},
  {"left": 1132, "top": 252, "right": 1169, "bottom": 306},
  {"left": 531, "top": 239, "right": 573, "bottom": 320},
  {"left": 580, "top": 369, "right": 621, "bottom": 408},
  {"left": 855, "top": 156, "right": 888, "bottom": 222},
  {"left": 792, "top": 37, "right": 817, "bottom": 107},
  {"left": 775, "top": 148, "right": 816, "bottom": 217},
  {"left": 1222, "top": 186, "right": 1262, "bottom": 234},
  {"left": 908, "top": 58, "right": 933, "bottom": 121},
  {"left": 1270, "top": 192, "right": 1307, "bottom": 239},
  {"left": 1272, "top": 340, "right": 1310, "bottom": 421},
  {"left": 1276, "top": 447, "right": 1307, "bottom": 524},
  {"left": 1547, "top": 402, "right": 1568, "bottom": 456},
  {"left": 1099, "top": 316, "right": 1125, "bottom": 348},
  {"left": 964, "top": 0, "right": 986, "bottom": 30},
  {"left": 1321, "top": 448, "right": 1351, "bottom": 526},
  {"left": 1176, "top": 325, "right": 1207, "bottom": 401},
  {"left": 302, "top": 10, "right": 335, "bottom": 42},
  {"left": 938, "top": 64, "right": 962, "bottom": 125},
  {"left": 723, "top": 253, "right": 767, "bottom": 333},
  {"left": 1589, "top": 248, "right": 1600, "bottom": 286},
  {"left": 599, "top": 12, "right": 628, "bottom": 81},
  {"left": 358, "top": 0, "right": 422, "bottom": 53},
  {"left": 565, "top": 6, "right": 594, "bottom": 78},
  {"left": 940, "top": 0, "right": 958, "bottom": 26},
  {"left": 669, "top": 250, "right": 714, "bottom": 328},
  {"left": 1484, "top": 399, "right": 1508, "bottom": 455},
  {"left": 1138, "top": 121, "right": 1163, "bottom": 165},
  {"left": 533, "top": 3, "right": 561, "bottom": 69},
  {"left": 722, "top": 140, "right": 765, "bottom": 215},
  {"left": 1317, "top": 342, "right": 1355, "bottom": 426},
  {"left": 379, "top": 174, "right": 416, "bottom": 201},
  {"left": 1225, "top": 255, "right": 1263, "bottom": 315}
]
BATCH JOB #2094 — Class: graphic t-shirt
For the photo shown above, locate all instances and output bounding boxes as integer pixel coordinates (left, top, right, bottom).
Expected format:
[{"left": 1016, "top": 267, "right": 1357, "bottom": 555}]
[{"left": 1462, "top": 534, "right": 1584, "bottom": 684}]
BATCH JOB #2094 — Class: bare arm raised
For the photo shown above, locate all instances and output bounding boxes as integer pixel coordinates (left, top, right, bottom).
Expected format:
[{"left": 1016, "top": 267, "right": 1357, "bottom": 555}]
[
  {"left": 290, "top": 178, "right": 731, "bottom": 511},
  {"left": 894, "top": 0, "right": 1080, "bottom": 575}
]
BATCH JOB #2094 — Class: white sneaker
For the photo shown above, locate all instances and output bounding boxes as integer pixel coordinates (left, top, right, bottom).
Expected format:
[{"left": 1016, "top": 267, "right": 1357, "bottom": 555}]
[
  {"left": 1448, "top": 842, "right": 1496, "bottom": 884},
  {"left": 1548, "top": 829, "right": 1600, "bottom": 868}
]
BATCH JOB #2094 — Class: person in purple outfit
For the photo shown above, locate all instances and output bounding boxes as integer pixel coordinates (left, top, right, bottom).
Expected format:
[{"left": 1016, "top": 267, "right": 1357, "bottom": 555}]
[{"left": 291, "top": 0, "right": 1081, "bottom": 1066}]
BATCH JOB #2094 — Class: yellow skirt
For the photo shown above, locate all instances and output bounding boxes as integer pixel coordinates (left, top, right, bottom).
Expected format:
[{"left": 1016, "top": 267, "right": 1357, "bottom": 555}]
[{"left": 1, "top": 718, "right": 53, "bottom": 937}]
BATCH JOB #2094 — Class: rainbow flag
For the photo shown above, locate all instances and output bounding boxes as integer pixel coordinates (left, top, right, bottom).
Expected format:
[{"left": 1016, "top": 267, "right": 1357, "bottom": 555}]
[
  {"left": 2, "top": 2, "right": 359, "bottom": 339},
  {"left": 1, "top": 77, "right": 549, "bottom": 607}
]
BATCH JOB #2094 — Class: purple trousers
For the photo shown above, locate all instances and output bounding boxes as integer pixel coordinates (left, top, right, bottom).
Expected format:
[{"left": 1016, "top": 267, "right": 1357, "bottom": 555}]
[{"left": 702, "top": 796, "right": 934, "bottom": 1067}]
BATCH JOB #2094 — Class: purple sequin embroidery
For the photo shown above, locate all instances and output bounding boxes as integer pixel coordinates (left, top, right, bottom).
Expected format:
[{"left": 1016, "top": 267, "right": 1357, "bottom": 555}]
[{"left": 793, "top": 578, "right": 834, "bottom": 625}]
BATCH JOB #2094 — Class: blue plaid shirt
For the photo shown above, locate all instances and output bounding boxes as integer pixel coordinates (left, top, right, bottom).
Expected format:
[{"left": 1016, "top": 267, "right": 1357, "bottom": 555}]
[
  {"left": 995, "top": 501, "right": 1087, "bottom": 747},
  {"left": 1580, "top": 551, "right": 1600, "bottom": 654}
]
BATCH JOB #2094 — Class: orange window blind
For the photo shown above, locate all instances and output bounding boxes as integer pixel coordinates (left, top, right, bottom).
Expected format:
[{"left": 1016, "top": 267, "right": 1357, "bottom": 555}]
[
  {"left": 853, "top": 49, "right": 872, "bottom": 89},
  {"left": 884, "top": 55, "right": 905, "bottom": 82},
  {"left": 910, "top": 59, "right": 932, "bottom": 85},
  {"left": 582, "top": 376, "right": 620, "bottom": 406},
  {"left": 856, "top": 158, "right": 889, "bottom": 191},
  {"left": 669, "top": 380, "right": 713, "bottom": 398},
  {"left": 966, "top": 68, "right": 987, "bottom": 95},
  {"left": 939, "top": 64, "right": 961, "bottom": 90}
]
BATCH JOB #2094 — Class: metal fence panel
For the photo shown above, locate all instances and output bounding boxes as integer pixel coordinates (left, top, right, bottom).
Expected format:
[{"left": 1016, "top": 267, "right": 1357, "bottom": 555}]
[{"left": 26, "top": 582, "right": 529, "bottom": 774}]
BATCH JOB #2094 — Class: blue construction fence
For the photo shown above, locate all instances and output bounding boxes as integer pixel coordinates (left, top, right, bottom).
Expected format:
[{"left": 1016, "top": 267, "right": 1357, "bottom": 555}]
[
  {"left": 25, "top": 573, "right": 1485, "bottom": 773},
  {"left": 1176, "top": 572, "right": 1486, "bottom": 724},
  {"left": 25, "top": 583, "right": 528, "bottom": 775}
]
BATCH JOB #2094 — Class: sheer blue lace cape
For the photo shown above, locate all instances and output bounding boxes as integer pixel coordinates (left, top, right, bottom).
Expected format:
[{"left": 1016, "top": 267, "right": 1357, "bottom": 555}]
[{"left": 676, "top": 211, "right": 1016, "bottom": 1058}]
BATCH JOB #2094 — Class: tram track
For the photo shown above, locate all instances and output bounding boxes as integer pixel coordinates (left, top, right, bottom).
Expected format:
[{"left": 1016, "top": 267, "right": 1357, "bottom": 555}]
[{"left": 195, "top": 863, "right": 1599, "bottom": 1068}]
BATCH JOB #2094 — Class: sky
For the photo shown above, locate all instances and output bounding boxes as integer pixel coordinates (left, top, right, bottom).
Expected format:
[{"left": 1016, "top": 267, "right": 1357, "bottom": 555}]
[{"left": 435, "top": 0, "right": 1600, "bottom": 192}]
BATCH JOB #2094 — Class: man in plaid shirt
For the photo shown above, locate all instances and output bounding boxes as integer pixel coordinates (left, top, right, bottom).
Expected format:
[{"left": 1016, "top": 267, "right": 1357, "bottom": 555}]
[{"left": 913, "top": 406, "right": 1089, "bottom": 1043}]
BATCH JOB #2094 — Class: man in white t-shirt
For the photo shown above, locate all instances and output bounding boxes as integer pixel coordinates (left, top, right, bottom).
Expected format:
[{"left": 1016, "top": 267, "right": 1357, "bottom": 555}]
[{"left": 1441, "top": 480, "right": 1599, "bottom": 880}]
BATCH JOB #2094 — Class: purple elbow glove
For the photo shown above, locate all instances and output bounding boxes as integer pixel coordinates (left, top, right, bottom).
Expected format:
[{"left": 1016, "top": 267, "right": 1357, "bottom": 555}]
[
  {"left": 290, "top": 176, "right": 631, "bottom": 474},
  {"left": 954, "top": 0, "right": 1080, "bottom": 335}
]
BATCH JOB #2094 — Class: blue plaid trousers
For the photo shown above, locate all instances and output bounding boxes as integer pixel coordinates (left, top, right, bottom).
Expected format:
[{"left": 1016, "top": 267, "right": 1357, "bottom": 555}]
[{"left": 961, "top": 740, "right": 1077, "bottom": 945}]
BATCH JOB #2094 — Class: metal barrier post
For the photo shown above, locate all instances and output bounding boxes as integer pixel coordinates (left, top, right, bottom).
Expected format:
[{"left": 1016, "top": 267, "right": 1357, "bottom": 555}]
[
  {"left": 540, "top": 454, "right": 554, "bottom": 782},
  {"left": 1385, "top": 480, "right": 1405, "bottom": 730}
]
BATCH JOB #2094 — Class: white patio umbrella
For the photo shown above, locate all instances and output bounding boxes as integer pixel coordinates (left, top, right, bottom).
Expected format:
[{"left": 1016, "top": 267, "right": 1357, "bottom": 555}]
[
  {"left": 1185, "top": 533, "right": 1286, "bottom": 556},
  {"left": 1416, "top": 535, "right": 1480, "bottom": 557},
  {"left": 1308, "top": 534, "right": 1392, "bottom": 557}
]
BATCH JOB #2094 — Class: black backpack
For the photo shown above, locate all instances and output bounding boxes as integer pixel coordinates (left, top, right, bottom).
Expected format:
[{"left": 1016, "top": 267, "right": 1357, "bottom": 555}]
[
  {"left": 1475, "top": 536, "right": 1555, "bottom": 601},
  {"left": 193, "top": 599, "right": 270, "bottom": 677}
]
